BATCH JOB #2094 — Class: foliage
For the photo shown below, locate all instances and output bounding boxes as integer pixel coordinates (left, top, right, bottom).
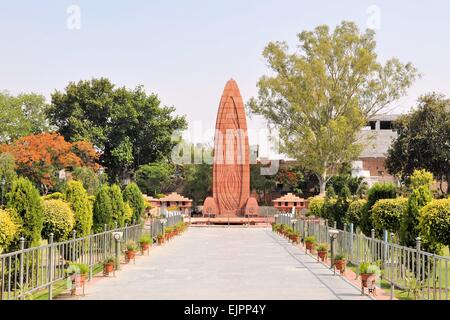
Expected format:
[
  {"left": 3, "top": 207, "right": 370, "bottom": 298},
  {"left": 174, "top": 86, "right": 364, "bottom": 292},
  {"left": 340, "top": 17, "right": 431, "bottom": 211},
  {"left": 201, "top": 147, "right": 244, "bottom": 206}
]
[
  {"left": 6, "top": 177, "right": 44, "bottom": 246},
  {"left": 65, "top": 181, "right": 93, "bottom": 237},
  {"left": 371, "top": 198, "right": 408, "bottom": 235},
  {"left": 110, "top": 184, "right": 126, "bottom": 227},
  {"left": 386, "top": 93, "right": 450, "bottom": 195},
  {"left": 360, "top": 183, "right": 397, "bottom": 235},
  {"left": 182, "top": 163, "right": 212, "bottom": 205},
  {"left": 42, "top": 192, "right": 66, "bottom": 201},
  {"left": 408, "top": 169, "right": 434, "bottom": 189},
  {"left": 104, "top": 256, "right": 115, "bottom": 264},
  {"left": 126, "top": 240, "right": 138, "bottom": 251},
  {"left": 327, "top": 164, "right": 368, "bottom": 198},
  {"left": 400, "top": 185, "right": 432, "bottom": 248},
  {"left": 72, "top": 167, "right": 100, "bottom": 195},
  {"left": 334, "top": 254, "right": 345, "bottom": 261},
  {"left": 0, "top": 132, "right": 99, "bottom": 192},
  {"left": 248, "top": 21, "right": 418, "bottom": 194},
  {"left": 139, "top": 234, "right": 153, "bottom": 244},
  {"left": 42, "top": 199, "right": 75, "bottom": 241},
  {"left": 66, "top": 262, "right": 89, "bottom": 276},
  {"left": 419, "top": 199, "right": 450, "bottom": 247},
  {"left": 316, "top": 243, "right": 328, "bottom": 252},
  {"left": 123, "top": 183, "right": 145, "bottom": 223},
  {"left": 358, "top": 262, "right": 381, "bottom": 275},
  {"left": 0, "top": 152, "right": 17, "bottom": 206},
  {"left": 123, "top": 202, "right": 133, "bottom": 224},
  {"left": 250, "top": 164, "right": 277, "bottom": 205},
  {"left": 135, "top": 162, "right": 175, "bottom": 197},
  {"left": 0, "top": 209, "right": 20, "bottom": 253},
  {"left": 304, "top": 236, "right": 316, "bottom": 243},
  {"left": 307, "top": 196, "right": 325, "bottom": 217},
  {"left": 93, "top": 185, "right": 113, "bottom": 232},
  {"left": 345, "top": 199, "right": 366, "bottom": 228},
  {"left": 0, "top": 91, "right": 50, "bottom": 143},
  {"left": 275, "top": 165, "right": 304, "bottom": 194},
  {"left": 47, "top": 78, "right": 187, "bottom": 183}
]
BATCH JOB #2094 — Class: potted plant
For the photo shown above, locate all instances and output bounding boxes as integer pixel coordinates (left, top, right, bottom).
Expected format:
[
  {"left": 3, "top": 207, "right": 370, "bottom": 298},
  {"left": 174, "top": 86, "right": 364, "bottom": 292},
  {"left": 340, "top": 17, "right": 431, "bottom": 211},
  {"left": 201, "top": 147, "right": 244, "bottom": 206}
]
[
  {"left": 125, "top": 240, "right": 138, "bottom": 261},
  {"left": 358, "top": 262, "right": 380, "bottom": 288},
  {"left": 334, "top": 254, "right": 346, "bottom": 273},
  {"left": 316, "top": 243, "right": 328, "bottom": 261},
  {"left": 66, "top": 262, "right": 89, "bottom": 295},
  {"left": 165, "top": 227, "right": 173, "bottom": 240},
  {"left": 157, "top": 233, "right": 165, "bottom": 245},
  {"left": 103, "top": 256, "right": 115, "bottom": 275},
  {"left": 139, "top": 234, "right": 153, "bottom": 253},
  {"left": 304, "top": 236, "right": 316, "bottom": 252},
  {"left": 290, "top": 231, "right": 300, "bottom": 244}
]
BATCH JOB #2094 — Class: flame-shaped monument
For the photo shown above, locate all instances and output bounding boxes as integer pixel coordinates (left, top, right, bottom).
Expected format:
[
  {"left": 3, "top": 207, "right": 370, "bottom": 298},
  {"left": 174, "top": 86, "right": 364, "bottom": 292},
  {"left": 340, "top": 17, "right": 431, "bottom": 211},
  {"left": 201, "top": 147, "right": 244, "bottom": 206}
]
[{"left": 203, "top": 79, "right": 259, "bottom": 217}]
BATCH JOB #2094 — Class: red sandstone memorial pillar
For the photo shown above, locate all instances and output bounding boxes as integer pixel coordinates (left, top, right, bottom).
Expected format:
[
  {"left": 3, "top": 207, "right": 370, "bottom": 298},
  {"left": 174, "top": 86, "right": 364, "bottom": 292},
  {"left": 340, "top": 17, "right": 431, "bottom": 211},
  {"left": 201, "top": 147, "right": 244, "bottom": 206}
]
[{"left": 203, "top": 79, "right": 259, "bottom": 217}]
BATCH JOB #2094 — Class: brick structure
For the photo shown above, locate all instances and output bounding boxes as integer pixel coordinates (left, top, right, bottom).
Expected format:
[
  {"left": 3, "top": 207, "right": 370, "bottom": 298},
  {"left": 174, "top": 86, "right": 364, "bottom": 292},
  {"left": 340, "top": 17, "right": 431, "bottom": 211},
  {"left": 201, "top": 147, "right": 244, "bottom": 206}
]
[
  {"left": 203, "top": 79, "right": 259, "bottom": 217},
  {"left": 272, "top": 193, "right": 306, "bottom": 214}
]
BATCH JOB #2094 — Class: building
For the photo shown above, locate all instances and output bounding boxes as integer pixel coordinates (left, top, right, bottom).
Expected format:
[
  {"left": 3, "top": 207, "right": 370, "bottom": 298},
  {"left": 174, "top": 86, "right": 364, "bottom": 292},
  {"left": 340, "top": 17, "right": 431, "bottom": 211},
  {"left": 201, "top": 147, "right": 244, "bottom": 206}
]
[{"left": 272, "top": 193, "right": 306, "bottom": 213}]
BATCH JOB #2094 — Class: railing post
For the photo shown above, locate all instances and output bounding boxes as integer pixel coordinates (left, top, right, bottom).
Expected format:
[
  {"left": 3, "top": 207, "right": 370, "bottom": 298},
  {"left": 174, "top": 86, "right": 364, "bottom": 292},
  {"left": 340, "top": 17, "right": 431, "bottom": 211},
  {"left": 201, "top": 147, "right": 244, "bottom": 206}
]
[
  {"left": 88, "top": 233, "right": 93, "bottom": 281},
  {"left": 104, "top": 224, "right": 108, "bottom": 260},
  {"left": 383, "top": 230, "right": 388, "bottom": 269},
  {"left": 349, "top": 223, "right": 354, "bottom": 262},
  {"left": 72, "top": 230, "right": 77, "bottom": 262},
  {"left": 19, "top": 237, "right": 25, "bottom": 300},
  {"left": 124, "top": 223, "right": 128, "bottom": 243},
  {"left": 416, "top": 237, "right": 421, "bottom": 282},
  {"left": 48, "top": 233, "right": 54, "bottom": 300},
  {"left": 115, "top": 236, "right": 121, "bottom": 271},
  {"left": 371, "top": 229, "right": 375, "bottom": 263}
]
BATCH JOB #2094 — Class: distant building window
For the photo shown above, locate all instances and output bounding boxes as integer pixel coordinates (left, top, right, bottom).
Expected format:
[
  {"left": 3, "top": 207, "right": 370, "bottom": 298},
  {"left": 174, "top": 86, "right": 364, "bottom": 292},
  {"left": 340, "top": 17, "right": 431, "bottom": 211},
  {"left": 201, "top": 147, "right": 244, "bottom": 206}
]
[
  {"left": 278, "top": 202, "right": 282, "bottom": 206},
  {"left": 369, "top": 121, "right": 376, "bottom": 130},
  {"left": 380, "top": 121, "right": 393, "bottom": 130},
  {"left": 285, "top": 202, "right": 288, "bottom": 206}
]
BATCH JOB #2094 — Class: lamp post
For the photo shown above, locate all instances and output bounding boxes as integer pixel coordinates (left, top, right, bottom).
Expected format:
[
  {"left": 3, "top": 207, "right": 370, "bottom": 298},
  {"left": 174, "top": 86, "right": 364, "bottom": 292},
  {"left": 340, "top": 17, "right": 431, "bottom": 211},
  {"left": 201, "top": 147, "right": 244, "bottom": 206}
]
[
  {"left": 274, "top": 214, "right": 279, "bottom": 225},
  {"left": 328, "top": 229, "right": 339, "bottom": 275},
  {"left": 291, "top": 219, "right": 298, "bottom": 234},
  {"left": 160, "top": 218, "right": 167, "bottom": 237}
]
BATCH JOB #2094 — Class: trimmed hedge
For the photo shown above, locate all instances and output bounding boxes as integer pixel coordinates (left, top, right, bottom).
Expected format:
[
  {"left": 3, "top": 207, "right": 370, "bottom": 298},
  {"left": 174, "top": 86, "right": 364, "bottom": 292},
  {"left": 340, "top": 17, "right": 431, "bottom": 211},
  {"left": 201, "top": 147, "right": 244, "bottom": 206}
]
[
  {"left": 345, "top": 199, "right": 367, "bottom": 227},
  {"left": 307, "top": 196, "right": 325, "bottom": 217},
  {"left": 419, "top": 199, "right": 450, "bottom": 247},
  {"left": 42, "top": 199, "right": 75, "bottom": 241},
  {"left": 65, "top": 181, "right": 92, "bottom": 237},
  {"left": 371, "top": 198, "right": 408, "bottom": 234},
  {"left": 110, "top": 184, "right": 126, "bottom": 227},
  {"left": 0, "top": 209, "right": 20, "bottom": 253},
  {"left": 124, "top": 202, "right": 133, "bottom": 224},
  {"left": 93, "top": 185, "right": 113, "bottom": 232}
]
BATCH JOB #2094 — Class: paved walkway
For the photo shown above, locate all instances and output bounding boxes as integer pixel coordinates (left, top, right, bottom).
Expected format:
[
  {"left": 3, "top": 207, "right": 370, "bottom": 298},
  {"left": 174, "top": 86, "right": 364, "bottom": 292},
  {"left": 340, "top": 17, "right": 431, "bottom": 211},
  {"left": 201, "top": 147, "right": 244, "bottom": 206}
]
[{"left": 78, "top": 227, "right": 370, "bottom": 300}]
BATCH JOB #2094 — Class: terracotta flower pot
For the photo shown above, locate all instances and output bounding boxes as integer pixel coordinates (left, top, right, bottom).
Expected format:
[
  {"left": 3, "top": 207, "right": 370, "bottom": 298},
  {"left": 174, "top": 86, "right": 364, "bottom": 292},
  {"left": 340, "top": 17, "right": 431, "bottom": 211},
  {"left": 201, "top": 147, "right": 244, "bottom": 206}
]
[
  {"left": 73, "top": 274, "right": 86, "bottom": 287},
  {"left": 360, "top": 273, "right": 376, "bottom": 288},
  {"left": 157, "top": 237, "right": 165, "bottom": 245},
  {"left": 140, "top": 243, "right": 150, "bottom": 251},
  {"left": 305, "top": 242, "right": 313, "bottom": 251},
  {"left": 318, "top": 251, "right": 327, "bottom": 261},
  {"left": 104, "top": 263, "right": 114, "bottom": 274},
  {"left": 126, "top": 250, "right": 136, "bottom": 260},
  {"left": 334, "top": 259, "right": 346, "bottom": 273}
]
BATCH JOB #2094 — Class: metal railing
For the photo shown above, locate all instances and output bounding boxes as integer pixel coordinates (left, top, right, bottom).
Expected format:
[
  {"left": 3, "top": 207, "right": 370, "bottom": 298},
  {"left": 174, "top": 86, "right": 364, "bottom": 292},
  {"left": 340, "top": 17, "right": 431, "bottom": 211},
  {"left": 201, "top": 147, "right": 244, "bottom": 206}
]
[
  {"left": 149, "top": 212, "right": 184, "bottom": 239},
  {"left": 274, "top": 213, "right": 450, "bottom": 300}
]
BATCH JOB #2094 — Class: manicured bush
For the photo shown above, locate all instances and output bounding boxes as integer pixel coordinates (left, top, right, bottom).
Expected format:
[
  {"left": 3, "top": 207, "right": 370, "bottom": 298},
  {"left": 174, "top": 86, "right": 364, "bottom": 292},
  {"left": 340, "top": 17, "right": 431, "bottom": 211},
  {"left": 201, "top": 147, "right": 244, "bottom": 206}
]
[
  {"left": 0, "top": 209, "right": 20, "bottom": 253},
  {"left": 419, "top": 199, "right": 450, "bottom": 248},
  {"left": 371, "top": 198, "right": 408, "bottom": 235},
  {"left": 65, "top": 181, "right": 92, "bottom": 237},
  {"left": 110, "top": 184, "right": 126, "bottom": 227},
  {"left": 42, "top": 192, "right": 66, "bottom": 201},
  {"left": 400, "top": 186, "right": 432, "bottom": 247},
  {"left": 409, "top": 169, "right": 433, "bottom": 189},
  {"left": 308, "top": 196, "right": 325, "bottom": 217},
  {"left": 6, "top": 177, "right": 44, "bottom": 246},
  {"left": 345, "top": 199, "right": 367, "bottom": 228},
  {"left": 42, "top": 199, "right": 75, "bottom": 241},
  {"left": 123, "top": 202, "right": 133, "bottom": 224},
  {"left": 360, "top": 183, "right": 397, "bottom": 235},
  {"left": 321, "top": 197, "right": 337, "bottom": 220},
  {"left": 123, "top": 183, "right": 145, "bottom": 223},
  {"left": 93, "top": 185, "right": 113, "bottom": 232}
]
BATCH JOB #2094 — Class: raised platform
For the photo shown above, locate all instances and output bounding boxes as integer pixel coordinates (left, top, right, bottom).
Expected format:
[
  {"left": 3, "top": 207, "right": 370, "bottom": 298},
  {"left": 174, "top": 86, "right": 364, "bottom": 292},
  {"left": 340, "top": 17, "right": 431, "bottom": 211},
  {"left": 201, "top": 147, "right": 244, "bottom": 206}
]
[{"left": 188, "top": 217, "right": 274, "bottom": 226}]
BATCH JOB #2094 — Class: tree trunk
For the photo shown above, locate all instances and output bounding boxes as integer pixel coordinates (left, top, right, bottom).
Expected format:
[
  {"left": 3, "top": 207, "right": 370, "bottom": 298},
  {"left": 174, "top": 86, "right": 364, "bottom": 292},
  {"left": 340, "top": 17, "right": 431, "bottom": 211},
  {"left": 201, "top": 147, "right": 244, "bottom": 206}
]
[{"left": 318, "top": 172, "right": 327, "bottom": 196}]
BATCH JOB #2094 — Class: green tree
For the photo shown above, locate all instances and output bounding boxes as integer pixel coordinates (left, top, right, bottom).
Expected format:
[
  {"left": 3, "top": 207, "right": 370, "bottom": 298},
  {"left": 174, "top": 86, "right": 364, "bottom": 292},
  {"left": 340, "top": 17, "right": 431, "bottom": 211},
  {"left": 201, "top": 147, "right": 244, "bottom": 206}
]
[
  {"left": 65, "top": 180, "right": 92, "bottom": 237},
  {"left": 110, "top": 184, "right": 126, "bottom": 227},
  {"left": 123, "top": 182, "right": 145, "bottom": 223},
  {"left": 248, "top": 21, "right": 418, "bottom": 194},
  {"left": 42, "top": 199, "right": 75, "bottom": 241},
  {"left": 182, "top": 163, "right": 212, "bottom": 205},
  {"left": 47, "top": 78, "right": 187, "bottom": 183},
  {"left": 0, "top": 152, "right": 17, "bottom": 207},
  {"left": 371, "top": 198, "right": 408, "bottom": 236},
  {"left": 135, "top": 162, "right": 175, "bottom": 197},
  {"left": 345, "top": 199, "right": 367, "bottom": 228},
  {"left": 386, "top": 93, "right": 450, "bottom": 195},
  {"left": 0, "top": 209, "right": 20, "bottom": 253},
  {"left": 360, "top": 183, "right": 397, "bottom": 235},
  {"left": 250, "top": 164, "right": 277, "bottom": 205},
  {"left": 72, "top": 167, "right": 100, "bottom": 195},
  {"left": 0, "top": 91, "right": 50, "bottom": 143},
  {"left": 93, "top": 185, "right": 113, "bottom": 232},
  {"left": 6, "top": 177, "right": 44, "bottom": 247},
  {"left": 419, "top": 199, "right": 450, "bottom": 252}
]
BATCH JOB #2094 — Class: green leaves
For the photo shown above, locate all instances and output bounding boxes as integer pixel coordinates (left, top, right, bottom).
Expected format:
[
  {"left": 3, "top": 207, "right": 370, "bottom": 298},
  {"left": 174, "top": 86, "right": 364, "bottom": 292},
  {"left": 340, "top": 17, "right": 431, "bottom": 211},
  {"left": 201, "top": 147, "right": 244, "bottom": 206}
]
[{"left": 419, "top": 199, "right": 450, "bottom": 249}]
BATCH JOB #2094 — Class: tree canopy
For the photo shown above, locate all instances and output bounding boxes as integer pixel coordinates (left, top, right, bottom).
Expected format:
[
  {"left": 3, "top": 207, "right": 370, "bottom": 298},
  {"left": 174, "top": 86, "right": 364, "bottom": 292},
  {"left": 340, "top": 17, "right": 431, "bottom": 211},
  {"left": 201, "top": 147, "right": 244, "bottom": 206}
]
[
  {"left": 46, "top": 78, "right": 187, "bottom": 183},
  {"left": 248, "top": 21, "right": 418, "bottom": 194}
]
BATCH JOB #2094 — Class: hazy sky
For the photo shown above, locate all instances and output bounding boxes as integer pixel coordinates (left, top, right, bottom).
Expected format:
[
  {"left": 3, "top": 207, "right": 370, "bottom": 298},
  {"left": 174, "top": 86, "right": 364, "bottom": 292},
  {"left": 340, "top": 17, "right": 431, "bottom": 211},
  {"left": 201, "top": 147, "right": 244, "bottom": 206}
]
[{"left": 1, "top": 1, "right": 449, "bottom": 150}]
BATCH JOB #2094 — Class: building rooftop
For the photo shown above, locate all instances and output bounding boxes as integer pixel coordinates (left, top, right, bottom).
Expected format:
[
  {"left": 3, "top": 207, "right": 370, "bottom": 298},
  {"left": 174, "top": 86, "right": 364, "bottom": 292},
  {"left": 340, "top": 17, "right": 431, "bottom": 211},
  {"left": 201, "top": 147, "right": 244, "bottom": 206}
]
[
  {"left": 159, "top": 192, "right": 193, "bottom": 203},
  {"left": 272, "top": 193, "right": 305, "bottom": 203}
]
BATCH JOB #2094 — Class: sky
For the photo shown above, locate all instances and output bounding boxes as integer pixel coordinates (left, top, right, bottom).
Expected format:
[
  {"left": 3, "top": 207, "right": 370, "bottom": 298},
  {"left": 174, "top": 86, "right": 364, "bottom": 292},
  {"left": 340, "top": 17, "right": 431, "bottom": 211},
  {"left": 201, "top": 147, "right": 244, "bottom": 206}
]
[{"left": 1, "top": 0, "right": 449, "bottom": 154}]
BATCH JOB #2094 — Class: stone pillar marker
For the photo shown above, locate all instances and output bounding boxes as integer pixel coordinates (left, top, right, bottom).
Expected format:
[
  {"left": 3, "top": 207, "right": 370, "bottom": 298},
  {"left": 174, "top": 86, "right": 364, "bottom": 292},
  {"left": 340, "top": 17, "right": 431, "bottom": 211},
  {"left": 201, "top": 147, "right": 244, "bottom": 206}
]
[{"left": 203, "top": 79, "right": 259, "bottom": 217}]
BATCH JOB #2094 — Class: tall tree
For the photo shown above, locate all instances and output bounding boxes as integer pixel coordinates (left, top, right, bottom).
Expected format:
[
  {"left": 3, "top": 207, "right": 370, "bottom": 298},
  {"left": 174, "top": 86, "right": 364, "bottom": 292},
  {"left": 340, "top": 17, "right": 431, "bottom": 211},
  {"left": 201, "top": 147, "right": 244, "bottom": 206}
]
[
  {"left": 386, "top": 93, "right": 450, "bottom": 195},
  {"left": 47, "top": 78, "right": 187, "bottom": 183},
  {"left": 0, "top": 153, "right": 17, "bottom": 207},
  {"left": 0, "top": 91, "right": 50, "bottom": 143},
  {"left": 135, "top": 162, "right": 175, "bottom": 197},
  {"left": 182, "top": 163, "right": 212, "bottom": 206},
  {"left": 248, "top": 21, "right": 418, "bottom": 194}
]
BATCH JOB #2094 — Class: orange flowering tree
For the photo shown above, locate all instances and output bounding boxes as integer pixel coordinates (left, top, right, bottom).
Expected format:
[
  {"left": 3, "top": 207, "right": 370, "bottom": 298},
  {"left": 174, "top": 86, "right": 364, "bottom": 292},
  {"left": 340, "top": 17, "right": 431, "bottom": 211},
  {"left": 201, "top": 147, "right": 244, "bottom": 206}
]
[{"left": 0, "top": 132, "right": 100, "bottom": 192}]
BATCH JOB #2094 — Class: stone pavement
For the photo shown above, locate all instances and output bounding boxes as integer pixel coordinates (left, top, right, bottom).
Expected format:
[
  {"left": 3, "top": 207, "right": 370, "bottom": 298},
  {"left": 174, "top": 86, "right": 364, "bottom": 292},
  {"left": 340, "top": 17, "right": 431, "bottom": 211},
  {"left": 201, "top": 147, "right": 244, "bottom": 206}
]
[{"left": 78, "top": 227, "right": 371, "bottom": 300}]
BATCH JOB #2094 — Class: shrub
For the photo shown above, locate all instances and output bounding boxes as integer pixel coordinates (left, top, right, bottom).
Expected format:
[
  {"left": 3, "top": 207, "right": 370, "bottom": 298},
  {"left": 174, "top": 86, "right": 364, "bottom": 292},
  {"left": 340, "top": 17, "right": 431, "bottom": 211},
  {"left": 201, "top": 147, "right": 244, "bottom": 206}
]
[
  {"left": 371, "top": 198, "right": 408, "bottom": 235},
  {"left": 65, "top": 181, "right": 92, "bottom": 237},
  {"left": 400, "top": 186, "right": 432, "bottom": 247},
  {"left": 360, "top": 183, "right": 397, "bottom": 235},
  {"left": 93, "top": 185, "right": 113, "bottom": 232},
  {"left": 123, "top": 183, "right": 145, "bottom": 223},
  {"left": 6, "top": 177, "right": 44, "bottom": 246},
  {"left": 42, "top": 199, "right": 75, "bottom": 241},
  {"left": 321, "top": 197, "right": 337, "bottom": 220},
  {"left": 139, "top": 234, "right": 152, "bottom": 244},
  {"left": 42, "top": 192, "right": 66, "bottom": 201},
  {"left": 308, "top": 196, "right": 325, "bottom": 217},
  {"left": 304, "top": 236, "right": 316, "bottom": 243},
  {"left": 0, "top": 152, "right": 17, "bottom": 206},
  {"left": 316, "top": 243, "right": 328, "bottom": 252},
  {"left": 419, "top": 199, "right": 450, "bottom": 248},
  {"left": 409, "top": 169, "right": 433, "bottom": 189},
  {"left": 123, "top": 202, "right": 133, "bottom": 224},
  {"left": 110, "top": 184, "right": 126, "bottom": 227},
  {"left": 71, "top": 167, "right": 100, "bottom": 196},
  {"left": 358, "top": 262, "right": 380, "bottom": 276},
  {"left": 66, "top": 262, "right": 89, "bottom": 276},
  {"left": 126, "top": 240, "right": 138, "bottom": 251},
  {"left": 345, "top": 199, "right": 367, "bottom": 227},
  {"left": 0, "top": 209, "right": 20, "bottom": 253}
]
